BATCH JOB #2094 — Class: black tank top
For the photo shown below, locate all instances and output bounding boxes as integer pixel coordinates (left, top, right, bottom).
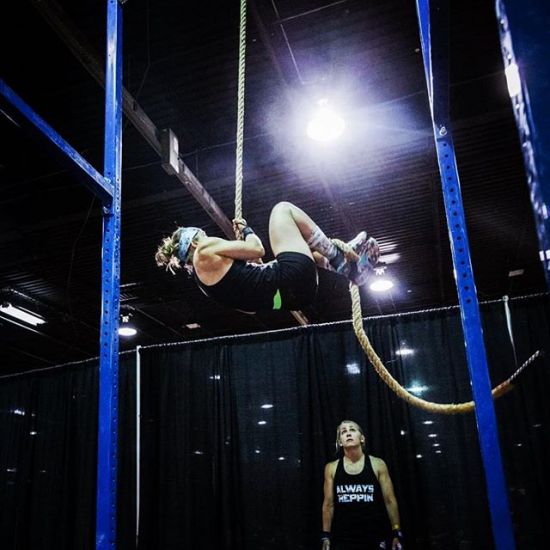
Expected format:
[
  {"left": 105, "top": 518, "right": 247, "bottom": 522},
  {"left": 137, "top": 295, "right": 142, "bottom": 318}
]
[
  {"left": 331, "top": 456, "right": 389, "bottom": 544},
  {"left": 194, "top": 259, "right": 279, "bottom": 313}
]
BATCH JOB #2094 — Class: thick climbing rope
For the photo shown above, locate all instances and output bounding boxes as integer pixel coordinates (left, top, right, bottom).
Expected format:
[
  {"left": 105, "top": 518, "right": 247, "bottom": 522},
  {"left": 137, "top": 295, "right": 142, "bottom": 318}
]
[
  {"left": 234, "top": 0, "right": 247, "bottom": 222},
  {"left": 231, "top": 0, "right": 309, "bottom": 328},
  {"left": 332, "top": 238, "right": 542, "bottom": 414},
  {"left": 232, "top": 2, "right": 539, "bottom": 395}
]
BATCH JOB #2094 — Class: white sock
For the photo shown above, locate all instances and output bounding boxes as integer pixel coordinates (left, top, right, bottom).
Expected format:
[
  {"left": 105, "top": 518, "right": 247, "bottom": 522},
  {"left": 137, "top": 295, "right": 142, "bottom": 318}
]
[{"left": 306, "top": 228, "right": 338, "bottom": 259}]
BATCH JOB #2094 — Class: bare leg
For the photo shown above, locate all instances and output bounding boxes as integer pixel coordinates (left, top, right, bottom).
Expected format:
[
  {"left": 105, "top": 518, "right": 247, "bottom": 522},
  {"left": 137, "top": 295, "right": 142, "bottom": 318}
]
[
  {"left": 268, "top": 201, "right": 378, "bottom": 285},
  {"left": 268, "top": 202, "right": 338, "bottom": 261}
]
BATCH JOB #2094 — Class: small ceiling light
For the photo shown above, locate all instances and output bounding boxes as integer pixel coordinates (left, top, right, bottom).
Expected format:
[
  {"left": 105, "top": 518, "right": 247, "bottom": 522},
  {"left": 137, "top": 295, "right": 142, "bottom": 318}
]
[
  {"left": 508, "top": 269, "right": 524, "bottom": 277},
  {"left": 369, "top": 278, "right": 394, "bottom": 292},
  {"left": 118, "top": 314, "right": 137, "bottom": 337},
  {"left": 346, "top": 362, "right": 361, "bottom": 374},
  {"left": 422, "top": 420, "right": 434, "bottom": 425},
  {"left": 0, "top": 303, "right": 45, "bottom": 326},
  {"left": 504, "top": 62, "right": 521, "bottom": 97},
  {"left": 306, "top": 99, "right": 345, "bottom": 142},
  {"left": 185, "top": 322, "right": 201, "bottom": 329},
  {"left": 261, "top": 404, "right": 274, "bottom": 409},
  {"left": 258, "top": 420, "right": 267, "bottom": 425},
  {"left": 396, "top": 347, "right": 414, "bottom": 356}
]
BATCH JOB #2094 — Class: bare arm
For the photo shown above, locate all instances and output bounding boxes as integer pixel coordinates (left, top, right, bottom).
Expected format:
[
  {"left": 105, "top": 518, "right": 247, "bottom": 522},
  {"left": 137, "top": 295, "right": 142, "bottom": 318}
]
[
  {"left": 322, "top": 462, "right": 335, "bottom": 548},
  {"left": 373, "top": 457, "right": 402, "bottom": 548},
  {"left": 197, "top": 235, "right": 265, "bottom": 262}
]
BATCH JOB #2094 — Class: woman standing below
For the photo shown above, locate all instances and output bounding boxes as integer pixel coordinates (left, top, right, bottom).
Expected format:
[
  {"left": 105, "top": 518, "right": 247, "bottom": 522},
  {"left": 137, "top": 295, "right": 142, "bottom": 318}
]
[{"left": 322, "top": 420, "right": 404, "bottom": 550}]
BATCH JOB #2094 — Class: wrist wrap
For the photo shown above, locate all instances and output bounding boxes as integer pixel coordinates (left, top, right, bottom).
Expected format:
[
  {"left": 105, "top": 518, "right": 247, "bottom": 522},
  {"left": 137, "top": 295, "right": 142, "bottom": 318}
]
[{"left": 242, "top": 226, "right": 255, "bottom": 239}]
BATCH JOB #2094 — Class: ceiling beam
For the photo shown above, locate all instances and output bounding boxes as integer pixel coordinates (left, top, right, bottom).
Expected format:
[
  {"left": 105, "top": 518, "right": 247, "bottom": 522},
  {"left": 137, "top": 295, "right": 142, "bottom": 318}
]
[
  {"left": 32, "top": 0, "right": 233, "bottom": 238},
  {"left": 31, "top": 0, "right": 308, "bottom": 327}
]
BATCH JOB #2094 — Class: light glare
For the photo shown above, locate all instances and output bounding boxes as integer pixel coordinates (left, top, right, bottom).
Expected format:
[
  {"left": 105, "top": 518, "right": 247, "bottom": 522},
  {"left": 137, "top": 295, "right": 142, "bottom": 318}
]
[
  {"left": 505, "top": 63, "right": 521, "bottom": 97},
  {"left": 307, "top": 101, "right": 345, "bottom": 142},
  {"left": 406, "top": 384, "right": 429, "bottom": 395},
  {"left": 370, "top": 279, "right": 394, "bottom": 292}
]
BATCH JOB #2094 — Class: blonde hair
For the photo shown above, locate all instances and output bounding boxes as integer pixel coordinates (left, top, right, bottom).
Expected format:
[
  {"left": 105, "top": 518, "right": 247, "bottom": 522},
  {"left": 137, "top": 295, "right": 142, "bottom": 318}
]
[
  {"left": 155, "top": 227, "right": 204, "bottom": 275},
  {"left": 335, "top": 420, "right": 366, "bottom": 453},
  {"left": 155, "top": 232, "right": 182, "bottom": 275}
]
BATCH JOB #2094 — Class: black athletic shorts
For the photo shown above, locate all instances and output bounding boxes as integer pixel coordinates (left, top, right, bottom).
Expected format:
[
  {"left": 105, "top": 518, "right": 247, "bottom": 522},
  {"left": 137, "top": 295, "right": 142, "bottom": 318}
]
[{"left": 275, "top": 251, "right": 318, "bottom": 310}]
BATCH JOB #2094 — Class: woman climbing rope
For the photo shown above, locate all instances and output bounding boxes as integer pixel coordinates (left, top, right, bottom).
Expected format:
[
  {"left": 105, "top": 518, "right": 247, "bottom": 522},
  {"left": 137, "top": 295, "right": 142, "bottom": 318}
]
[{"left": 155, "top": 201, "right": 379, "bottom": 313}]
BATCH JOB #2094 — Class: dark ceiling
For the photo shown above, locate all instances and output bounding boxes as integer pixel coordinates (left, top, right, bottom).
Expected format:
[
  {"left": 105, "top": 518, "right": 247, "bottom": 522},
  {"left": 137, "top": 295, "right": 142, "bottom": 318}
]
[{"left": 0, "top": 0, "right": 546, "bottom": 374}]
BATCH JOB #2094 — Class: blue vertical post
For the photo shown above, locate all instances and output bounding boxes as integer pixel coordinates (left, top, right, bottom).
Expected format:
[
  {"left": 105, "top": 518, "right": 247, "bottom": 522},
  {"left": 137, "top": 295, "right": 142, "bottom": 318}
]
[
  {"left": 495, "top": 0, "right": 550, "bottom": 291},
  {"left": 96, "top": 1, "right": 123, "bottom": 549},
  {"left": 415, "top": 1, "right": 516, "bottom": 548}
]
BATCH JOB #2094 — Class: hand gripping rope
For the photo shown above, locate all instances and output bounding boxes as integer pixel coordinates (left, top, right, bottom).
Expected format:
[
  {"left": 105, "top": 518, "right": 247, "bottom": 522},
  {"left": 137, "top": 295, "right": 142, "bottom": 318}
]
[{"left": 234, "top": 0, "right": 247, "bottom": 223}]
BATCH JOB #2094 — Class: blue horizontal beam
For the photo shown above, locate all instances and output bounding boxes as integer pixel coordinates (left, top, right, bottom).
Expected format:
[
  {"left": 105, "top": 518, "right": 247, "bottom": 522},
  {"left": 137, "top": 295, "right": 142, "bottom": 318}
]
[{"left": 0, "top": 78, "right": 114, "bottom": 205}]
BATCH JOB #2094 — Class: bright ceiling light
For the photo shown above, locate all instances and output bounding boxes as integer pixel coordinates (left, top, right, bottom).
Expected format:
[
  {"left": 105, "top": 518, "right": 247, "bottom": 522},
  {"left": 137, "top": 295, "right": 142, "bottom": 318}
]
[
  {"left": 306, "top": 99, "right": 345, "bottom": 142},
  {"left": 369, "top": 278, "right": 394, "bottom": 292},
  {"left": 119, "top": 326, "right": 137, "bottom": 337},
  {"left": 118, "top": 314, "right": 137, "bottom": 337},
  {"left": 396, "top": 347, "right": 414, "bottom": 356},
  {"left": 0, "top": 303, "right": 45, "bottom": 326}
]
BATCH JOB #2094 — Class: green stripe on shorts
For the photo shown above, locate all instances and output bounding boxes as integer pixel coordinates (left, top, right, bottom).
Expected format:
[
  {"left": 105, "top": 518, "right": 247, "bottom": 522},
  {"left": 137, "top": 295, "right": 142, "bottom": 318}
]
[{"left": 273, "top": 289, "right": 282, "bottom": 310}]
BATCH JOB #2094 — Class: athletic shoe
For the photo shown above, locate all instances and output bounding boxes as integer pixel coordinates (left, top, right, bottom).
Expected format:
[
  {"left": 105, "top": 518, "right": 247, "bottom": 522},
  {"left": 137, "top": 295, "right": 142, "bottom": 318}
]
[
  {"left": 348, "top": 236, "right": 380, "bottom": 286},
  {"left": 334, "top": 231, "right": 369, "bottom": 278}
]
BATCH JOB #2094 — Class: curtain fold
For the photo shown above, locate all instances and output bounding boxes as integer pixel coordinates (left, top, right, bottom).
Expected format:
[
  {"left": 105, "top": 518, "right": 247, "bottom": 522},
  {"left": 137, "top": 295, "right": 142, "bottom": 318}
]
[{"left": 0, "top": 296, "right": 548, "bottom": 549}]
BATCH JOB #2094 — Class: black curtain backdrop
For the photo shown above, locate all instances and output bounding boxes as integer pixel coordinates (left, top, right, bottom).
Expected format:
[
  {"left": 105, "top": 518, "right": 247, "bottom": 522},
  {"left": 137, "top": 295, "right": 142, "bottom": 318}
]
[{"left": 1, "top": 295, "right": 549, "bottom": 550}]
